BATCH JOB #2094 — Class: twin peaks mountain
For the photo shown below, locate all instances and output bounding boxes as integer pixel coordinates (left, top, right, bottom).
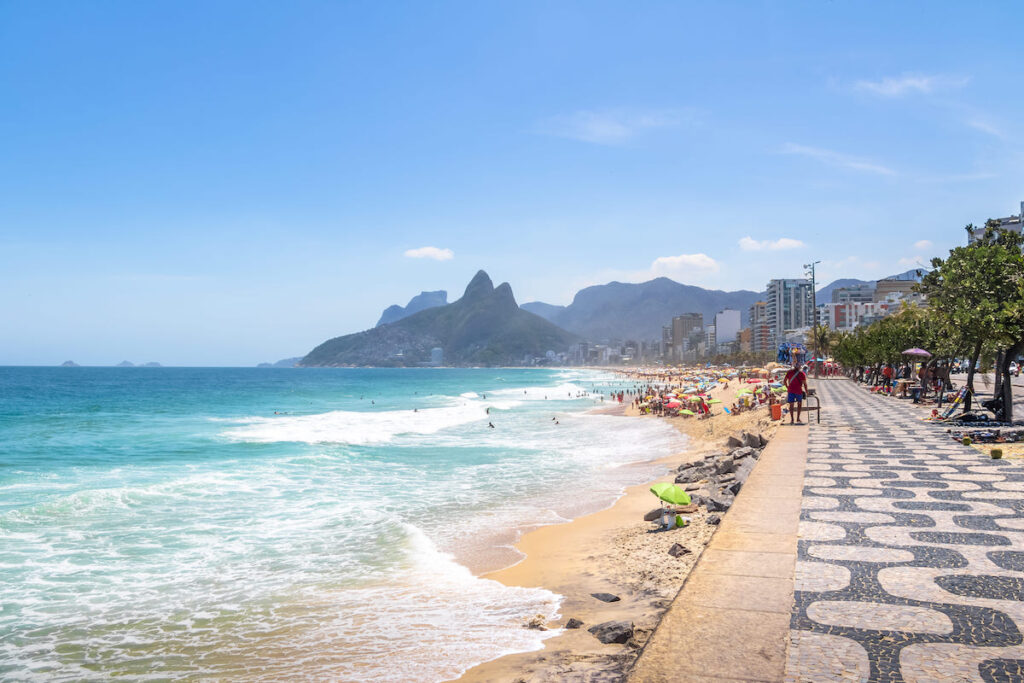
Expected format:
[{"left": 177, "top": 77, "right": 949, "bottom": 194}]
[{"left": 300, "top": 271, "right": 577, "bottom": 367}]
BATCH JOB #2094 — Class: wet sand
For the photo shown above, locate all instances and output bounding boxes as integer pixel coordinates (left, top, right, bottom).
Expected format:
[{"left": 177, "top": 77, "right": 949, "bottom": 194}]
[{"left": 456, "top": 380, "right": 777, "bottom": 682}]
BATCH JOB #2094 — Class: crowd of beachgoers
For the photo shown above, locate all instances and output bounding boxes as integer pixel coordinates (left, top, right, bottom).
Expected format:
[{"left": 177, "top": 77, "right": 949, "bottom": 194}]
[{"left": 611, "top": 364, "right": 802, "bottom": 418}]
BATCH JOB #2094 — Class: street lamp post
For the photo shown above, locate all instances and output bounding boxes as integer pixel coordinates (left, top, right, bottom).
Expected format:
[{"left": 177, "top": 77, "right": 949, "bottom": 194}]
[{"left": 804, "top": 260, "right": 821, "bottom": 378}]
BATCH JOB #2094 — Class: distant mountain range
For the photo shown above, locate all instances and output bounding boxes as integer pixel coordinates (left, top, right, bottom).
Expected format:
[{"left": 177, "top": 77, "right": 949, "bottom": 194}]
[
  {"left": 301, "top": 271, "right": 577, "bottom": 367},
  {"left": 296, "top": 267, "right": 926, "bottom": 367},
  {"left": 257, "top": 357, "right": 302, "bottom": 368},
  {"left": 375, "top": 290, "right": 448, "bottom": 327},
  {"left": 522, "top": 278, "right": 761, "bottom": 340}
]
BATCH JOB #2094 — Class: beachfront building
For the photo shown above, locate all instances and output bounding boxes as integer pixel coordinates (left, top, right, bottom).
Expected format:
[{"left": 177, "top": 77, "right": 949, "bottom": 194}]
[
  {"left": 747, "top": 301, "right": 771, "bottom": 353},
  {"left": 832, "top": 284, "right": 874, "bottom": 304},
  {"left": 819, "top": 300, "right": 902, "bottom": 331},
  {"left": 714, "top": 309, "right": 741, "bottom": 348},
  {"left": 873, "top": 278, "right": 917, "bottom": 302},
  {"left": 738, "top": 327, "right": 753, "bottom": 353},
  {"left": 671, "top": 313, "right": 703, "bottom": 361},
  {"left": 968, "top": 200, "right": 1023, "bottom": 244},
  {"left": 704, "top": 324, "right": 716, "bottom": 355},
  {"left": 765, "top": 278, "right": 813, "bottom": 348}
]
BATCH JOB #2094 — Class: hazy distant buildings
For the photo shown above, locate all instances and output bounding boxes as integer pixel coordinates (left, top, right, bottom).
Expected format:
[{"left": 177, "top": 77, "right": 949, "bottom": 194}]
[
  {"left": 671, "top": 313, "right": 703, "bottom": 360},
  {"left": 714, "top": 309, "right": 741, "bottom": 349},
  {"left": 832, "top": 284, "right": 874, "bottom": 304},
  {"left": 765, "top": 279, "right": 813, "bottom": 347},
  {"left": 430, "top": 347, "right": 444, "bottom": 366},
  {"left": 748, "top": 301, "right": 771, "bottom": 353},
  {"left": 873, "top": 278, "right": 917, "bottom": 302}
]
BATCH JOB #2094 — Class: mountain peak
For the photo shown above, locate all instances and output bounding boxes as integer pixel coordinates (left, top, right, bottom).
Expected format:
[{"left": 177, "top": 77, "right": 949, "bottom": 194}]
[
  {"left": 493, "top": 281, "right": 518, "bottom": 310},
  {"left": 462, "top": 270, "right": 494, "bottom": 301}
]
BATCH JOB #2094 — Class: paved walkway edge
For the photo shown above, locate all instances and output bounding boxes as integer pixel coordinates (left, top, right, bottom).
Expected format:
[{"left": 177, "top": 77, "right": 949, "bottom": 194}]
[{"left": 629, "top": 423, "right": 809, "bottom": 682}]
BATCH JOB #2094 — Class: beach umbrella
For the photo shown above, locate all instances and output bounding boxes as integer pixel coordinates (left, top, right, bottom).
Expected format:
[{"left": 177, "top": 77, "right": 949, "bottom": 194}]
[
  {"left": 665, "top": 401, "right": 681, "bottom": 409},
  {"left": 902, "top": 348, "right": 931, "bottom": 357},
  {"left": 680, "top": 409, "right": 696, "bottom": 416},
  {"left": 650, "top": 482, "right": 691, "bottom": 506},
  {"left": 708, "top": 399, "right": 722, "bottom": 404}
]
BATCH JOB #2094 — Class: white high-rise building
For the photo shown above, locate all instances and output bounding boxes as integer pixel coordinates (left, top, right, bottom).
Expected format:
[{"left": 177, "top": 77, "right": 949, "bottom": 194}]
[{"left": 765, "top": 278, "right": 814, "bottom": 346}]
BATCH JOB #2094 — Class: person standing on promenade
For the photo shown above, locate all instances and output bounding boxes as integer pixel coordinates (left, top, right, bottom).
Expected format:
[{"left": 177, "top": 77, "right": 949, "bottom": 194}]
[{"left": 784, "top": 359, "right": 808, "bottom": 425}]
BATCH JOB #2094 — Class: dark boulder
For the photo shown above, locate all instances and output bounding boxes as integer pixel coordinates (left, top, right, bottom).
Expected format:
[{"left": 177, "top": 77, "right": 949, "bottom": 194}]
[
  {"left": 675, "top": 465, "right": 713, "bottom": 484},
  {"left": 588, "top": 620, "right": 634, "bottom": 644},
  {"left": 758, "top": 433, "right": 768, "bottom": 448},
  {"left": 730, "top": 446, "right": 755, "bottom": 459},
  {"left": 643, "top": 508, "right": 665, "bottom": 522},
  {"left": 714, "top": 458, "right": 736, "bottom": 476},
  {"left": 727, "top": 480, "right": 743, "bottom": 496},
  {"left": 591, "top": 592, "right": 621, "bottom": 603},
  {"left": 707, "top": 514, "right": 721, "bottom": 525},
  {"left": 566, "top": 618, "right": 584, "bottom": 629},
  {"left": 706, "top": 493, "right": 734, "bottom": 512},
  {"left": 668, "top": 543, "right": 691, "bottom": 557},
  {"left": 726, "top": 435, "right": 743, "bottom": 448},
  {"left": 741, "top": 431, "right": 761, "bottom": 449}
]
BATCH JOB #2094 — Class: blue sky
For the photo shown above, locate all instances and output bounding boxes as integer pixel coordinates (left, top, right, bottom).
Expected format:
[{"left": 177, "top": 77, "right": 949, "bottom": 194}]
[{"left": 2, "top": 1, "right": 1021, "bottom": 365}]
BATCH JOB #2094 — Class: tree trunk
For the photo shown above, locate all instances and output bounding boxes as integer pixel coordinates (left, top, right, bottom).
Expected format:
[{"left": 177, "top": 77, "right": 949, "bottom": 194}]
[
  {"left": 994, "top": 350, "right": 1005, "bottom": 401},
  {"left": 965, "top": 339, "right": 983, "bottom": 412},
  {"left": 999, "top": 341, "right": 1022, "bottom": 423}
]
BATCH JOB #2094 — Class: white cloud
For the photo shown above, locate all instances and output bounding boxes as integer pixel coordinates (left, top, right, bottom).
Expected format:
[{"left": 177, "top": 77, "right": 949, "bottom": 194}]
[
  {"left": 403, "top": 246, "right": 454, "bottom": 261},
  {"left": 853, "top": 73, "right": 969, "bottom": 97},
  {"left": 780, "top": 143, "right": 896, "bottom": 176},
  {"left": 537, "top": 108, "right": 690, "bottom": 145},
  {"left": 650, "top": 252, "right": 720, "bottom": 275},
  {"left": 738, "top": 236, "right": 806, "bottom": 251},
  {"left": 913, "top": 240, "right": 933, "bottom": 251}
]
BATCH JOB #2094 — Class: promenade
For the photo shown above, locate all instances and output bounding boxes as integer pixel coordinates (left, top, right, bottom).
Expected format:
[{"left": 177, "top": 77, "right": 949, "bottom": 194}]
[{"left": 632, "top": 378, "right": 1024, "bottom": 682}]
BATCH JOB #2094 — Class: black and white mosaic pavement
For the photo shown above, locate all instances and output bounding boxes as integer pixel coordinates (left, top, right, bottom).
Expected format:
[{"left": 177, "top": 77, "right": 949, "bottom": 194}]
[{"left": 784, "top": 380, "right": 1024, "bottom": 683}]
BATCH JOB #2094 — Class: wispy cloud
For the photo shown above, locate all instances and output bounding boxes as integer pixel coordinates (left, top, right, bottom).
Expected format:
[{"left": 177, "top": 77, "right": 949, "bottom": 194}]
[
  {"left": 917, "top": 171, "right": 998, "bottom": 184},
  {"left": 404, "top": 246, "right": 454, "bottom": 261},
  {"left": 780, "top": 143, "right": 896, "bottom": 176},
  {"left": 738, "top": 236, "right": 805, "bottom": 251},
  {"left": 965, "top": 116, "right": 1005, "bottom": 138},
  {"left": 537, "top": 108, "right": 690, "bottom": 145},
  {"left": 853, "top": 73, "right": 969, "bottom": 97},
  {"left": 913, "top": 239, "right": 933, "bottom": 251}
]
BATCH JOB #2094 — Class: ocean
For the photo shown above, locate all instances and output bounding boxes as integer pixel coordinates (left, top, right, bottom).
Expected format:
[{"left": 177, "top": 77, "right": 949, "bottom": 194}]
[{"left": 0, "top": 367, "right": 687, "bottom": 681}]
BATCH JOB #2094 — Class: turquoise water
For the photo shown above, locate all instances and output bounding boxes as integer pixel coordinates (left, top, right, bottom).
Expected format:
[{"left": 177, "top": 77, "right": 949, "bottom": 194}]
[{"left": 0, "top": 367, "right": 686, "bottom": 681}]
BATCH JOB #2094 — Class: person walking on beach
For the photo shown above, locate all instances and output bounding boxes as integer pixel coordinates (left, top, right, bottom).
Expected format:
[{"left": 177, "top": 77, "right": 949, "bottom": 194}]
[{"left": 784, "top": 359, "right": 808, "bottom": 425}]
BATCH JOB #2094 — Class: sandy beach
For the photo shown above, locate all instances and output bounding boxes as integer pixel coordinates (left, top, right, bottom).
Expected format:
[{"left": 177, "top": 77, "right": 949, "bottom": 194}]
[{"left": 457, "top": 376, "right": 778, "bottom": 682}]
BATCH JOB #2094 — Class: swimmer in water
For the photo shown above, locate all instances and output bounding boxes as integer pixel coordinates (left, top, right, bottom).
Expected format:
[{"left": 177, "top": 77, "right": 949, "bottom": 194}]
[{"left": 488, "top": 422, "right": 495, "bottom": 428}]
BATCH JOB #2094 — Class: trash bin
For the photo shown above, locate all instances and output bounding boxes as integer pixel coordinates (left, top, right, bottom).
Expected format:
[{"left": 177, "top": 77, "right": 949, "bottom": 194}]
[{"left": 771, "top": 404, "right": 783, "bottom": 421}]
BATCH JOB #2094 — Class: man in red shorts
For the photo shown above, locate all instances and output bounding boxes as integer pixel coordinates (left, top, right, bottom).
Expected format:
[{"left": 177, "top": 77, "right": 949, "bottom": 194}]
[{"left": 784, "top": 358, "right": 808, "bottom": 425}]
